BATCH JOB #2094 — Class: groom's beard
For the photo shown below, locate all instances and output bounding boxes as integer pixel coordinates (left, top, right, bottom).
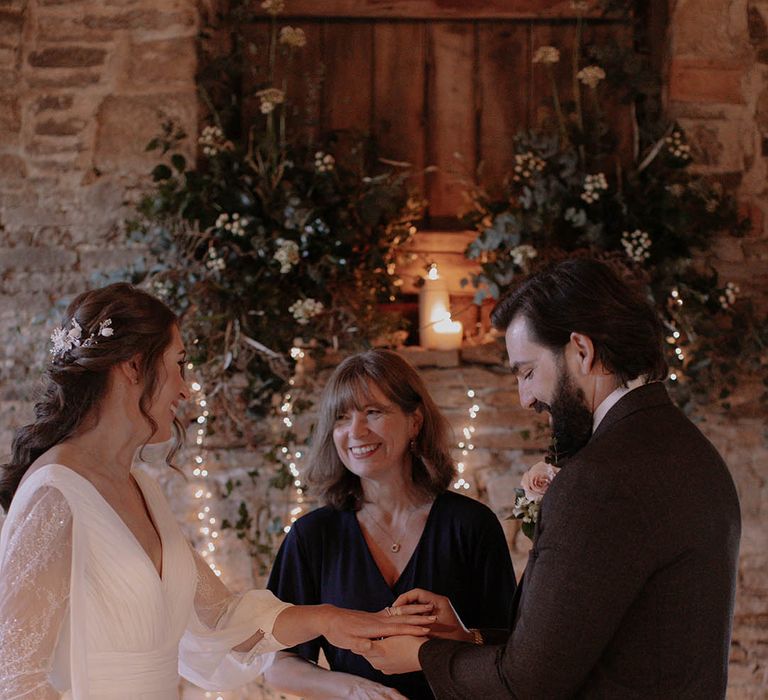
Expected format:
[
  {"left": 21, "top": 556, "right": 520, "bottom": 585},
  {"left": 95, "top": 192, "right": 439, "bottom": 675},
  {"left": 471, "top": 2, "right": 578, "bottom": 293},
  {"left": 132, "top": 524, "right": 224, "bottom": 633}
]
[{"left": 547, "top": 367, "right": 594, "bottom": 461}]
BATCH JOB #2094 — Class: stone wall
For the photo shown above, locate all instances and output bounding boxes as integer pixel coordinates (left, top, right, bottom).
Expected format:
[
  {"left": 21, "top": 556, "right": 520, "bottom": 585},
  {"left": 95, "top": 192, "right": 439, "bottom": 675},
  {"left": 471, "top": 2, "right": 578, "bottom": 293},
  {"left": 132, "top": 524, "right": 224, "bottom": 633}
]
[{"left": 0, "top": 0, "right": 767, "bottom": 698}]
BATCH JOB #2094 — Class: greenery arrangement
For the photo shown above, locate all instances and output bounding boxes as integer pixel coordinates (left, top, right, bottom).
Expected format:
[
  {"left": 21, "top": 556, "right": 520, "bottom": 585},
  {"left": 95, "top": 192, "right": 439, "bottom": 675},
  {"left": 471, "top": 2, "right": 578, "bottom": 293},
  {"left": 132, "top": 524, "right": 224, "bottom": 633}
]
[
  {"left": 463, "top": 2, "right": 766, "bottom": 409},
  {"left": 126, "top": 1, "right": 423, "bottom": 441}
]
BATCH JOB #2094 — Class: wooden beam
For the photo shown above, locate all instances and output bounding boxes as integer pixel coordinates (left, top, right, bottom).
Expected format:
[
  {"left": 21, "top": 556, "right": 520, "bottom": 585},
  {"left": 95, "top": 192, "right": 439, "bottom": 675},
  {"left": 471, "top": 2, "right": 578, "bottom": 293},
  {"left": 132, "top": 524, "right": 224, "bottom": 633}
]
[{"left": 261, "top": 1, "right": 609, "bottom": 20}]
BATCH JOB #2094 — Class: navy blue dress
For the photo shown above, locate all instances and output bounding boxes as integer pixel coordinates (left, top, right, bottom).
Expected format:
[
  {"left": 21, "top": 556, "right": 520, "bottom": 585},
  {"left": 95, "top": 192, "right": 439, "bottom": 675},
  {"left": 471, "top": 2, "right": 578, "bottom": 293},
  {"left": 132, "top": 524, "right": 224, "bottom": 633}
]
[{"left": 267, "top": 491, "right": 516, "bottom": 699}]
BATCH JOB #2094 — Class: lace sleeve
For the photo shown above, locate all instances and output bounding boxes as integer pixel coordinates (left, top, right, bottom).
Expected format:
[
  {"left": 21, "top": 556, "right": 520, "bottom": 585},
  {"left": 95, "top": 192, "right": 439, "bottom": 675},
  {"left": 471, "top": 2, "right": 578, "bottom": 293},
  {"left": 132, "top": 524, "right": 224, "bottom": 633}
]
[
  {"left": 178, "top": 546, "right": 292, "bottom": 691},
  {"left": 0, "top": 486, "right": 72, "bottom": 699}
]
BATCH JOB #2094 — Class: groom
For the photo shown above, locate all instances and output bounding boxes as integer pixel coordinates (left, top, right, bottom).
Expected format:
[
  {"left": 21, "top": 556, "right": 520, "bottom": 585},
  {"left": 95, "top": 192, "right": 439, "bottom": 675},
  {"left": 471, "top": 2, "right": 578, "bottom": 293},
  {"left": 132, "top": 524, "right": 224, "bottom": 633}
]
[{"left": 366, "top": 258, "right": 741, "bottom": 698}]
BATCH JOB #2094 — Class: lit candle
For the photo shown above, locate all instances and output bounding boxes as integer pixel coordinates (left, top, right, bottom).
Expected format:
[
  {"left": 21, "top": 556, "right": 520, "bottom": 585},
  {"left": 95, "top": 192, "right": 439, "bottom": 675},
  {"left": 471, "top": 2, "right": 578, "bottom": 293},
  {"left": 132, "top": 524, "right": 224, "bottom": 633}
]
[
  {"left": 433, "top": 315, "right": 463, "bottom": 351},
  {"left": 419, "top": 263, "right": 451, "bottom": 349}
]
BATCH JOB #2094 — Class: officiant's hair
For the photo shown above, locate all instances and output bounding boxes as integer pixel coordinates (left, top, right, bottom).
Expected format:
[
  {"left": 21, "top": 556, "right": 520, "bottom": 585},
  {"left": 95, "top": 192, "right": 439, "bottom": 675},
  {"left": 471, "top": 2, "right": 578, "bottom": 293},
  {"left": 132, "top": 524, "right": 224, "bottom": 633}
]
[
  {"left": 306, "top": 349, "right": 455, "bottom": 511},
  {"left": 0, "top": 283, "right": 182, "bottom": 511},
  {"left": 491, "top": 257, "right": 668, "bottom": 385}
]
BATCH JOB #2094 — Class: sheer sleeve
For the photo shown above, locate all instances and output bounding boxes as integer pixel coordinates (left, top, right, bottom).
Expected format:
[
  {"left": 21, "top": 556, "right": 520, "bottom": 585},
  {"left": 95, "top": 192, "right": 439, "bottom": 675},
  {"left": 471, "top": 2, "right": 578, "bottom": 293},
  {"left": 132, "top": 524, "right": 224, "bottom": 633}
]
[
  {"left": 178, "top": 546, "right": 292, "bottom": 690},
  {"left": 0, "top": 486, "right": 72, "bottom": 699}
]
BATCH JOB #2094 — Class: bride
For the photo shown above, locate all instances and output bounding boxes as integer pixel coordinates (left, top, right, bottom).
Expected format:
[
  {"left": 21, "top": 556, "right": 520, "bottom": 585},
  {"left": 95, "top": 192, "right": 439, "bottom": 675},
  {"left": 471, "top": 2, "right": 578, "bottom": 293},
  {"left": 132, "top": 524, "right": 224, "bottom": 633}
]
[{"left": 0, "top": 283, "right": 434, "bottom": 699}]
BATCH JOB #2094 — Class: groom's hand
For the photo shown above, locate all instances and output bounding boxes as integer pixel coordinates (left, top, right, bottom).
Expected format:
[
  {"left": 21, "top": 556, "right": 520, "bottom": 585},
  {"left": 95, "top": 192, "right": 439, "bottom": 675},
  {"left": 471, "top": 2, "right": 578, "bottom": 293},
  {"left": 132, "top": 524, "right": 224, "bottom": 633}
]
[
  {"left": 392, "top": 589, "right": 474, "bottom": 642},
  {"left": 364, "top": 635, "right": 426, "bottom": 675}
]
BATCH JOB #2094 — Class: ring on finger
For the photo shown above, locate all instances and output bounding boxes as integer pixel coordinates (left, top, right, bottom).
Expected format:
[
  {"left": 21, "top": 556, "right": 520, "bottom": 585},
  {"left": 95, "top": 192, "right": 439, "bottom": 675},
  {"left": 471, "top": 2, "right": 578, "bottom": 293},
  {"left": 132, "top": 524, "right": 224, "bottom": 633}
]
[{"left": 384, "top": 606, "right": 393, "bottom": 616}]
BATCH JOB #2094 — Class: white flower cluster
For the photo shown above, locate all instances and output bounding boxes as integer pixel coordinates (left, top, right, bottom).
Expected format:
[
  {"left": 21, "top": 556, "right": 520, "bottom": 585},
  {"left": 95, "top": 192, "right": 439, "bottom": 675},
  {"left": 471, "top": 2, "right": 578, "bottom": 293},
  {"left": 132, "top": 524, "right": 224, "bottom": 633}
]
[
  {"left": 198, "top": 126, "right": 226, "bottom": 157},
  {"left": 279, "top": 26, "right": 307, "bottom": 48},
  {"left": 621, "top": 229, "right": 652, "bottom": 263},
  {"left": 274, "top": 238, "right": 300, "bottom": 273},
  {"left": 666, "top": 130, "right": 691, "bottom": 160},
  {"left": 50, "top": 318, "right": 113, "bottom": 359},
  {"left": 511, "top": 151, "right": 546, "bottom": 183},
  {"left": 261, "top": 0, "right": 284, "bottom": 15},
  {"left": 510, "top": 244, "right": 538, "bottom": 268},
  {"left": 666, "top": 183, "right": 685, "bottom": 198},
  {"left": 533, "top": 46, "right": 560, "bottom": 64},
  {"left": 289, "top": 298, "right": 324, "bottom": 325},
  {"left": 206, "top": 246, "right": 226, "bottom": 272},
  {"left": 215, "top": 212, "right": 248, "bottom": 236},
  {"left": 580, "top": 172, "right": 608, "bottom": 203},
  {"left": 512, "top": 493, "right": 541, "bottom": 524},
  {"left": 257, "top": 88, "right": 285, "bottom": 114},
  {"left": 577, "top": 65, "right": 606, "bottom": 89},
  {"left": 718, "top": 282, "right": 740, "bottom": 310},
  {"left": 314, "top": 151, "right": 335, "bottom": 173},
  {"left": 151, "top": 279, "right": 174, "bottom": 300}
]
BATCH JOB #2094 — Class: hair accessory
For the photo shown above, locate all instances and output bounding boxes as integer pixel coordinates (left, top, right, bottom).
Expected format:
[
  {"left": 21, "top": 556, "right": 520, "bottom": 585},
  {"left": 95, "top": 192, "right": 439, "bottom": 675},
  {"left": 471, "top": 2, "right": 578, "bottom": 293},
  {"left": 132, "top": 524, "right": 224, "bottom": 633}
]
[{"left": 50, "top": 318, "right": 114, "bottom": 359}]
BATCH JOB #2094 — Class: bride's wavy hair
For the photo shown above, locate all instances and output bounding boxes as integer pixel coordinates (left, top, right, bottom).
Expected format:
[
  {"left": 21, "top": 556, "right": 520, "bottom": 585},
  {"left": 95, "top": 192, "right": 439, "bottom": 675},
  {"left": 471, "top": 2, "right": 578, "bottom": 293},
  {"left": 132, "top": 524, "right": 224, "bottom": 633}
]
[{"left": 0, "top": 283, "right": 183, "bottom": 512}]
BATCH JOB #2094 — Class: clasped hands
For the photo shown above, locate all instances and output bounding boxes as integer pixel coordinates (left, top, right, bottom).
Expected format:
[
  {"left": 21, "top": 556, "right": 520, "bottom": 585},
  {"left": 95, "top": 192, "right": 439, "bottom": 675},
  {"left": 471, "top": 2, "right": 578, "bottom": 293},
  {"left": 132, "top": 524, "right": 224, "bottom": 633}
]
[{"left": 363, "top": 588, "right": 473, "bottom": 675}]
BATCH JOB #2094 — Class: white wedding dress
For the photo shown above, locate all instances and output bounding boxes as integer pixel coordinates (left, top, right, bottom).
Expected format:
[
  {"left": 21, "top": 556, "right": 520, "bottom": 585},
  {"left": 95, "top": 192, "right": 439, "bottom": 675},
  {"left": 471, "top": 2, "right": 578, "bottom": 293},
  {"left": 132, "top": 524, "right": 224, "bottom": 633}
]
[{"left": 0, "top": 464, "right": 292, "bottom": 699}]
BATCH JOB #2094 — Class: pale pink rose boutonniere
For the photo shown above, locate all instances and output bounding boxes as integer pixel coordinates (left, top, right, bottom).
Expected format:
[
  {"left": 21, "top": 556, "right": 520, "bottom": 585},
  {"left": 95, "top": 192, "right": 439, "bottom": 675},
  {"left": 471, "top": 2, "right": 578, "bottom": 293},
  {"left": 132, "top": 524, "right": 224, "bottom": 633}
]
[{"left": 513, "top": 461, "right": 560, "bottom": 540}]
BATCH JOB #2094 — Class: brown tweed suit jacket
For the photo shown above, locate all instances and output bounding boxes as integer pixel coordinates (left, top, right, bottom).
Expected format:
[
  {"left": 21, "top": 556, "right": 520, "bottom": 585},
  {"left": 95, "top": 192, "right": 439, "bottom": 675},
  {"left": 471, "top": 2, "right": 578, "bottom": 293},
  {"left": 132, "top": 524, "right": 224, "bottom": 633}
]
[{"left": 419, "top": 382, "right": 741, "bottom": 699}]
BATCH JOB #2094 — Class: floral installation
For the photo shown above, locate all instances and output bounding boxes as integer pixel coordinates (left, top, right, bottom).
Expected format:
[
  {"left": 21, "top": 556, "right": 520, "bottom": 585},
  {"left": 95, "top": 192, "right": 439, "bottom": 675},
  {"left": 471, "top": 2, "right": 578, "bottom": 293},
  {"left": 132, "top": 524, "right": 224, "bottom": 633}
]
[
  {"left": 126, "top": 3, "right": 423, "bottom": 428},
  {"left": 462, "top": 6, "right": 765, "bottom": 410},
  {"left": 513, "top": 461, "right": 561, "bottom": 540}
]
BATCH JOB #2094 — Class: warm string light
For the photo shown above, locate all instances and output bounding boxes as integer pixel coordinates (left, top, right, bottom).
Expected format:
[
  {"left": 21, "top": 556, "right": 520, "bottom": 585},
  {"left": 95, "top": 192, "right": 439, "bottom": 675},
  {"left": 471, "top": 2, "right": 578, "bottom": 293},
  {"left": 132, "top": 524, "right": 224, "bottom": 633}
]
[
  {"left": 279, "top": 346, "right": 307, "bottom": 534},
  {"left": 666, "top": 288, "right": 687, "bottom": 383},
  {"left": 453, "top": 388, "right": 479, "bottom": 491},
  {"left": 187, "top": 361, "right": 223, "bottom": 578}
]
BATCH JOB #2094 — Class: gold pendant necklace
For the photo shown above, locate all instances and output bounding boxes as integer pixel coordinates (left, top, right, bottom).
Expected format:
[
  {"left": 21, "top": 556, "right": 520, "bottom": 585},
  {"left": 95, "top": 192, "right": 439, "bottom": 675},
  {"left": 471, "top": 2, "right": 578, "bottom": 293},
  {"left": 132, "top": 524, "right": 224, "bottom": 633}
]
[{"left": 362, "top": 505, "right": 421, "bottom": 553}]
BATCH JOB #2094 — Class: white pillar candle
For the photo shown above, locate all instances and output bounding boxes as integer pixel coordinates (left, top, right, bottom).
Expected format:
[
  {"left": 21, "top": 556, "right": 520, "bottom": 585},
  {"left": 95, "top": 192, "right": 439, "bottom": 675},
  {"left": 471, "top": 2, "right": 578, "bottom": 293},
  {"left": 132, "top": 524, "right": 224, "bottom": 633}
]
[
  {"left": 433, "top": 316, "right": 463, "bottom": 351},
  {"left": 419, "top": 264, "right": 451, "bottom": 349}
]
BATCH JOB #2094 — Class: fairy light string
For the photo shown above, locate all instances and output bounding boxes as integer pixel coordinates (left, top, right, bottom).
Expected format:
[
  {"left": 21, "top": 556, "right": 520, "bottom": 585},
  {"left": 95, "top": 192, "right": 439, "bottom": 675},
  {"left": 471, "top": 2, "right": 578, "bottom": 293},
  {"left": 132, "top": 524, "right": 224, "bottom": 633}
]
[
  {"left": 452, "top": 388, "right": 479, "bottom": 491},
  {"left": 279, "top": 345, "right": 307, "bottom": 534},
  {"left": 186, "top": 362, "right": 222, "bottom": 578}
]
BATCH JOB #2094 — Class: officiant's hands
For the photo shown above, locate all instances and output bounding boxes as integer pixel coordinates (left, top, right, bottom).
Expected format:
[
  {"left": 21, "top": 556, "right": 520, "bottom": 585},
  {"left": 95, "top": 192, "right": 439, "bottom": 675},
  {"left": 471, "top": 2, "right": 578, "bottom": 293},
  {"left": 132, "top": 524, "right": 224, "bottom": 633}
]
[{"left": 391, "top": 588, "right": 474, "bottom": 642}]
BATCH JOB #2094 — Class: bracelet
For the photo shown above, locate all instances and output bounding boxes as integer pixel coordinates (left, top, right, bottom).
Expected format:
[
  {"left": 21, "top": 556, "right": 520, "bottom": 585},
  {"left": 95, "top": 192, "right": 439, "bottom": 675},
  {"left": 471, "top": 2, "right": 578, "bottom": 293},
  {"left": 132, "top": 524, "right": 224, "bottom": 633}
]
[{"left": 469, "top": 628, "right": 483, "bottom": 645}]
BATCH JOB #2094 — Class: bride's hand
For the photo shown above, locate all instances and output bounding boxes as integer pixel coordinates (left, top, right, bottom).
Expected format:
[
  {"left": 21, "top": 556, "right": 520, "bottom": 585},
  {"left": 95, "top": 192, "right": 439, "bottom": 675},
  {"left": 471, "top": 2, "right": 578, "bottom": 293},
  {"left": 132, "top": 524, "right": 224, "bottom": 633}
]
[
  {"left": 345, "top": 677, "right": 409, "bottom": 700},
  {"left": 392, "top": 589, "right": 473, "bottom": 642},
  {"left": 321, "top": 604, "right": 436, "bottom": 653}
]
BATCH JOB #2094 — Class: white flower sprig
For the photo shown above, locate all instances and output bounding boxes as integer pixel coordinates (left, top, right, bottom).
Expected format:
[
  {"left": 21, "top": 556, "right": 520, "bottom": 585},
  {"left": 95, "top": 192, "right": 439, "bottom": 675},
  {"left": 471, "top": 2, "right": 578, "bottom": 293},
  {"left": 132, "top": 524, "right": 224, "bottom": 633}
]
[
  {"left": 289, "top": 298, "right": 324, "bottom": 325},
  {"left": 621, "top": 229, "right": 652, "bottom": 263},
  {"left": 577, "top": 65, "right": 605, "bottom": 89},
  {"left": 533, "top": 46, "right": 560, "bottom": 64},
  {"left": 580, "top": 172, "right": 608, "bottom": 204},
  {"left": 665, "top": 130, "right": 691, "bottom": 161},
  {"left": 718, "top": 282, "right": 740, "bottom": 310},
  {"left": 509, "top": 244, "right": 538, "bottom": 269},
  {"left": 261, "top": 0, "right": 284, "bottom": 15},
  {"left": 511, "top": 151, "right": 546, "bottom": 183},
  {"left": 314, "top": 151, "right": 335, "bottom": 173},
  {"left": 274, "top": 238, "right": 300, "bottom": 273},
  {"left": 50, "top": 318, "right": 114, "bottom": 359},
  {"left": 206, "top": 246, "right": 226, "bottom": 272},
  {"left": 215, "top": 212, "right": 249, "bottom": 236},
  {"left": 198, "top": 126, "right": 229, "bottom": 157},
  {"left": 256, "top": 88, "right": 285, "bottom": 115},
  {"left": 279, "top": 26, "right": 307, "bottom": 48}
]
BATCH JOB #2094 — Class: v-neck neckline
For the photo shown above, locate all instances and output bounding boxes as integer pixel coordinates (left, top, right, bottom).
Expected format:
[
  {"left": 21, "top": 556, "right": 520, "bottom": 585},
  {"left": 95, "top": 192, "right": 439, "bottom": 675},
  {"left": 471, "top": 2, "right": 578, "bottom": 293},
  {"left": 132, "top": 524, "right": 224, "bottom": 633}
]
[
  {"left": 35, "top": 463, "right": 167, "bottom": 583},
  {"left": 352, "top": 494, "right": 441, "bottom": 593}
]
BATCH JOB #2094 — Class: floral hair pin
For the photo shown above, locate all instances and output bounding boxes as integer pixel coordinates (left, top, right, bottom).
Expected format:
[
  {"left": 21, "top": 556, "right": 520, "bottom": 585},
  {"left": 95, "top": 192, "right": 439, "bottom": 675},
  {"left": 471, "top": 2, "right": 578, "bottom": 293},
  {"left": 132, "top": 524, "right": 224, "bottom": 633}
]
[{"left": 50, "top": 318, "right": 114, "bottom": 359}]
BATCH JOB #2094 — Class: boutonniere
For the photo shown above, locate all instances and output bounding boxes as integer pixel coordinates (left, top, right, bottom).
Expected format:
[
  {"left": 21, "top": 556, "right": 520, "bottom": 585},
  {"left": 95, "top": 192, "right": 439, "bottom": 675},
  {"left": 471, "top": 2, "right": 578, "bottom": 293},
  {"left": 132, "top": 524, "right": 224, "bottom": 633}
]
[{"left": 513, "top": 449, "right": 561, "bottom": 540}]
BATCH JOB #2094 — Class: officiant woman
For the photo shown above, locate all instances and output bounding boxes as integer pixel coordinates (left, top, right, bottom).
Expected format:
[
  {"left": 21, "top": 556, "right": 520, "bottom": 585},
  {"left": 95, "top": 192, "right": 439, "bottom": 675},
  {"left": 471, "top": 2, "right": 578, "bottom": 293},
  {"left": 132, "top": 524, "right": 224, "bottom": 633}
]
[{"left": 265, "top": 348, "right": 516, "bottom": 700}]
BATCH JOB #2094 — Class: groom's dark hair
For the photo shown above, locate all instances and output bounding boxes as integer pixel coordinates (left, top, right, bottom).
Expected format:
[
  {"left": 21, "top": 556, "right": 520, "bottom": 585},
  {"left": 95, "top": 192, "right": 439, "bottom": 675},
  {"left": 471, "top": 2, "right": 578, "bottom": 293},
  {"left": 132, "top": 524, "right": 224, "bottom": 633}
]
[{"left": 491, "top": 257, "right": 668, "bottom": 386}]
